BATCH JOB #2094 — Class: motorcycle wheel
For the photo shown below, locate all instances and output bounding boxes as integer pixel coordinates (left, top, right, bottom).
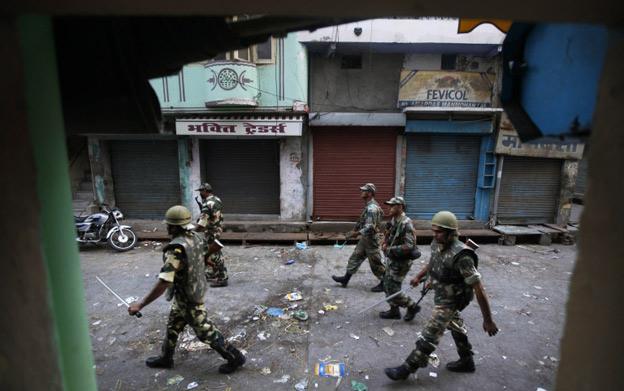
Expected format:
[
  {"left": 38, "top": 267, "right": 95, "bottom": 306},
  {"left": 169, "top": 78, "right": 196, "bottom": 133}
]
[{"left": 108, "top": 228, "right": 137, "bottom": 252}]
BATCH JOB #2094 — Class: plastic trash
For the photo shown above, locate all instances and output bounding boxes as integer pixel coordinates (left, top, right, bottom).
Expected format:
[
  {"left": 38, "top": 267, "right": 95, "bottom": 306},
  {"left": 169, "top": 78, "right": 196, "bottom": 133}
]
[
  {"left": 428, "top": 353, "right": 440, "bottom": 368},
  {"left": 274, "top": 375, "right": 291, "bottom": 383},
  {"left": 292, "top": 310, "right": 309, "bottom": 321},
  {"left": 166, "top": 375, "right": 184, "bottom": 386},
  {"left": 261, "top": 367, "right": 272, "bottom": 375},
  {"left": 349, "top": 333, "right": 360, "bottom": 340},
  {"left": 294, "top": 378, "right": 308, "bottom": 391},
  {"left": 315, "top": 362, "right": 346, "bottom": 378},
  {"left": 334, "top": 241, "right": 346, "bottom": 249},
  {"left": 351, "top": 380, "right": 367, "bottom": 391},
  {"left": 285, "top": 259, "right": 296, "bottom": 265},
  {"left": 257, "top": 331, "right": 270, "bottom": 341},
  {"left": 382, "top": 327, "right": 394, "bottom": 336},
  {"left": 286, "top": 292, "right": 303, "bottom": 301},
  {"left": 267, "top": 307, "right": 285, "bottom": 317},
  {"left": 295, "top": 242, "right": 308, "bottom": 250},
  {"left": 323, "top": 304, "right": 338, "bottom": 311},
  {"left": 186, "top": 381, "right": 198, "bottom": 390},
  {"left": 429, "top": 372, "right": 438, "bottom": 378}
]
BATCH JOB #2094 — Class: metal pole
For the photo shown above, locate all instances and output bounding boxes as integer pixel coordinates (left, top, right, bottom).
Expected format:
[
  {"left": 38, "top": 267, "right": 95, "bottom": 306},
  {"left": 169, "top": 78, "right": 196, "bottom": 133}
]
[{"left": 490, "top": 154, "right": 505, "bottom": 227}]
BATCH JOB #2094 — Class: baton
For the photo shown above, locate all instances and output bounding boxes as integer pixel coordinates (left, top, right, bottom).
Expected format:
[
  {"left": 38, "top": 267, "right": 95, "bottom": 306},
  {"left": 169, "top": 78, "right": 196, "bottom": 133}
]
[
  {"left": 96, "top": 276, "right": 142, "bottom": 318},
  {"left": 358, "top": 285, "right": 430, "bottom": 314}
]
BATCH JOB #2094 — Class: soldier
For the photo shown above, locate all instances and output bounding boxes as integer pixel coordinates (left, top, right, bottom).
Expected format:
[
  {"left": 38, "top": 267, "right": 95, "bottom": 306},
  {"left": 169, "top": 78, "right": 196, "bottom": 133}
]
[
  {"left": 379, "top": 196, "right": 421, "bottom": 321},
  {"left": 128, "top": 205, "right": 245, "bottom": 373},
  {"left": 195, "top": 183, "right": 228, "bottom": 287},
  {"left": 385, "top": 211, "right": 499, "bottom": 381},
  {"left": 332, "top": 183, "right": 386, "bottom": 292}
]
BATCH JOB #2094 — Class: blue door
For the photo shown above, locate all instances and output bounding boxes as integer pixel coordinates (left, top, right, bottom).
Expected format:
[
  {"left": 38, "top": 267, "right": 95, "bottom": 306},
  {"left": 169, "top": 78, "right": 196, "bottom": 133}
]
[{"left": 404, "top": 134, "right": 481, "bottom": 219}]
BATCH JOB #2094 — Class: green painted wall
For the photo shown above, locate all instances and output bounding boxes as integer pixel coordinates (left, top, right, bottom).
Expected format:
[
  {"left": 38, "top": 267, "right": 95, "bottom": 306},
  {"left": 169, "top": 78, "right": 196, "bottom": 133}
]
[{"left": 150, "top": 34, "right": 308, "bottom": 111}]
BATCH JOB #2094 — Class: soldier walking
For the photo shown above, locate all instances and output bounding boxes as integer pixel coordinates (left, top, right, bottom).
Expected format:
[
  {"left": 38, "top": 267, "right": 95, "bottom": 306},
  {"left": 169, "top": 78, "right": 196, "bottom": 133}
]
[
  {"left": 332, "top": 183, "right": 386, "bottom": 292},
  {"left": 385, "top": 211, "right": 498, "bottom": 381},
  {"left": 379, "top": 196, "right": 421, "bottom": 321},
  {"left": 128, "top": 205, "right": 245, "bottom": 373},
  {"left": 195, "top": 183, "right": 228, "bottom": 287}
]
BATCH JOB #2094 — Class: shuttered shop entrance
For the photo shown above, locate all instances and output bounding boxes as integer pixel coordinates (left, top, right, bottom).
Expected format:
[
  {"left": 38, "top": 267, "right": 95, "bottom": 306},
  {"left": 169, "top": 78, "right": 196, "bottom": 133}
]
[
  {"left": 313, "top": 127, "right": 397, "bottom": 220},
  {"left": 110, "top": 140, "right": 181, "bottom": 219},
  {"left": 498, "top": 156, "right": 562, "bottom": 224},
  {"left": 404, "top": 134, "right": 481, "bottom": 219},
  {"left": 201, "top": 140, "right": 280, "bottom": 215}
]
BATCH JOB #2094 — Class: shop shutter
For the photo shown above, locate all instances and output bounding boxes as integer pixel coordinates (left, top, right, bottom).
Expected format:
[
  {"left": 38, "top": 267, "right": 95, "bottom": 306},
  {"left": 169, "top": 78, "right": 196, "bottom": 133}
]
[
  {"left": 404, "top": 134, "right": 481, "bottom": 219},
  {"left": 498, "top": 156, "right": 562, "bottom": 224},
  {"left": 110, "top": 140, "right": 180, "bottom": 219},
  {"left": 313, "top": 127, "right": 397, "bottom": 220},
  {"left": 201, "top": 140, "right": 280, "bottom": 215}
]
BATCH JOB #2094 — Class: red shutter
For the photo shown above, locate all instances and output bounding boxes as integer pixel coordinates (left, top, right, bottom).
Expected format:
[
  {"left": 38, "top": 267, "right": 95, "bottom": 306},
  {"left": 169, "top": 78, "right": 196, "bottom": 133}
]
[{"left": 313, "top": 127, "right": 398, "bottom": 220}]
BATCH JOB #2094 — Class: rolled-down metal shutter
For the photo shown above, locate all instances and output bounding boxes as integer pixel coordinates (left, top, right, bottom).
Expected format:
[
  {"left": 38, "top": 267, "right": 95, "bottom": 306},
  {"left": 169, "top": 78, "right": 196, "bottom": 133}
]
[
  {"left": 201, "top": 140, "right": 280, "bottom": 214},
  {"left": 110, "top": 140, "right": 181, "bottom": 219},
  {"left": 498, "top": 156, "right": 562, "bottom": 224},
  {"left": 574, "top": 157, "right": 588, "bottom": 199},
  {"left": 404, "top": 134, "right": 481, "bottom": 219},
  {"left": 313, "top": 127, "right": 397, "bottom": 220}
]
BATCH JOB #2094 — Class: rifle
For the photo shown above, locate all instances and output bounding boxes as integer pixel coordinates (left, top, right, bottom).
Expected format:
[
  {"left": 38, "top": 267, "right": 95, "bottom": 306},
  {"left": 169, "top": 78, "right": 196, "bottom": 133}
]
[
  {"left": 358, "top": 282, "right": 430, "bottom": 314},
  {"left": 195, "top": 196, "right": 203, "bottom": 210},
  {"left": 204, "top": 239, "right": 224, "bottom": 268}
]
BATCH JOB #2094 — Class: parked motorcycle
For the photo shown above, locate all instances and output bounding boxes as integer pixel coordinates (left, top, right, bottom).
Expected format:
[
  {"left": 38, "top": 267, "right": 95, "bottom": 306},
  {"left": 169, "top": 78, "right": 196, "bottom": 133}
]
[{"left": 75, "top": 205, "right": 137, "bottom": 251}]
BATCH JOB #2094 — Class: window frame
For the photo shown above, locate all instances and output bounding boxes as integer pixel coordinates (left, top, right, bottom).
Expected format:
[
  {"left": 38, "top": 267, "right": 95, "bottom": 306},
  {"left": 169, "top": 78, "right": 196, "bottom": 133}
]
[{"left": 252, "top": 38, "right": 276, "bottom": 64}]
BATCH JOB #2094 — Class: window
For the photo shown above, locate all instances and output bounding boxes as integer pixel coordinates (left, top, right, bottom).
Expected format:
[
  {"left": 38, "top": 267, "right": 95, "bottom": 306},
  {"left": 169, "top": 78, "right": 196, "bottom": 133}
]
[
  {"left": 441, "top": 54, "right": 457, "bottom": 70},
  {"left": 341, "top": 55, "right": 362, "bottom": 69},
  {"left": 233, "top": 47, "right": 251, "bottom": 61},
  {"left": 253, "top": 38, "right": 274, "bottom": 63},
  {"left": 212, "top": 52, "right": 227, "bottom": 61}
]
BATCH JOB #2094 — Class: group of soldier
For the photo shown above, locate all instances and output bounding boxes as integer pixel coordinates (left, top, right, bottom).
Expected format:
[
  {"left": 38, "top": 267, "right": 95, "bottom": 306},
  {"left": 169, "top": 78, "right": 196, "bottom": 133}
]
[{"left": 127, "top": 181, "right": 499, "bottom": 382}]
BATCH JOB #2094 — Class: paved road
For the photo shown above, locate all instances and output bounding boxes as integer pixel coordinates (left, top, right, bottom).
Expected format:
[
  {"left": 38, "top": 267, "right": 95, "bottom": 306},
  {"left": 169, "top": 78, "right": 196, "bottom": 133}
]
[{"left": 81, "top": 241, "right": 575, "bottom": 391}]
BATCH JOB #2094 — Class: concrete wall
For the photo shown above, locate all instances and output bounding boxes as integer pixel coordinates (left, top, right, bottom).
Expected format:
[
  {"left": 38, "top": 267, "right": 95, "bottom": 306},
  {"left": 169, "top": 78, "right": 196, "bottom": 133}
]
[
  {"left": 556, "top": 160, "right": 578, "bottom": 225},
  {"left": 177, "top": 137, "right": 202, "bottom": 219},
  {"left": 150, "top": 33, "right": 308, "bottom": 111},
  {"left": 298, "top": 18, "right": 506, "bottom": 45},
  {"left": 279, "top": 135, "right": 306, "bottom": 220},
  {"left": 87, "top": 137, "right": 115, "bottom": 206},
  {"left": 309, "top": 52, "right": 403, "bottom": 112}
]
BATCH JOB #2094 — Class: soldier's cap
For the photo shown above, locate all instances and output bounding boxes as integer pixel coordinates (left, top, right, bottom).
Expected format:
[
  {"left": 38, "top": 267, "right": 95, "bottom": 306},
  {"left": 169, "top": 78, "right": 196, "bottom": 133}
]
[
  {"left": 359, "top": 183, "right": 376, "bottom": 193},
  {"left": 384, "top": 196, "right": 406, "bottom": 206},
  {"left": 195, "top": 183, "right": 212, "bottom": 191}
]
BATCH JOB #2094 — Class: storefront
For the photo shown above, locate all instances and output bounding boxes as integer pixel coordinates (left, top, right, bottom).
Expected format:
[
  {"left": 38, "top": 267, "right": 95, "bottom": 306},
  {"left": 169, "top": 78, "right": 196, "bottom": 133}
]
[
  {"left": 403, "top": 119, "right": 496, "bottom": 220},
  {"left": 493, "top": 117, "right": 585, "bottom": 224},
  {"left": 311, "top": 126, "right": 399, "bottom": 220},
  {"left": 176, "top": 114, "right": 306, "bottom": 219},
  {"left": 109, "top": 139, "right": 181, "bottom": 219}
]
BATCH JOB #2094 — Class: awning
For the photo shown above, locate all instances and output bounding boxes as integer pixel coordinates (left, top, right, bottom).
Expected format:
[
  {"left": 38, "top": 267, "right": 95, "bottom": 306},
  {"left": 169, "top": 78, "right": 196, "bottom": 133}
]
[{"left": 175, "top": 114, "right": 304, "bottom": 137}]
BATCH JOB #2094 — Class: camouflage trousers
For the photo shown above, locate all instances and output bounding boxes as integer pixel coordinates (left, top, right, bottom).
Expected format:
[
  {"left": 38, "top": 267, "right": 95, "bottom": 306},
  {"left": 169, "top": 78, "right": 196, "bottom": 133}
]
[
  {"left": 346, "top": 236, "right": 385, "bottom": 280},
  {"left": 162, "top": 298, "right": 223, "bottom": 356},
  {"left": 205, "top": 243, "right": 228, "bottom": 282},
  {"left": 383, "top": 257, "right": 415, "bottom": 308},
  {"left": 405, "top": 305, "right": 473, "bottom": 370}
]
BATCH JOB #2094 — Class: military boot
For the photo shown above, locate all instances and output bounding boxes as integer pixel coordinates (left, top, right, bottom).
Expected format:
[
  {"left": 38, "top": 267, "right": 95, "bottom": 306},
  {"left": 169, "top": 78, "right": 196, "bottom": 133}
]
[
  {"left": 370, "top": 281, "right": 384, "bottom": 292},
  {"left": 403, "top": 303, "right": 421, "bottom": 322},
  {"left": 446, "top": 355, "right": 475, "bottom": 373},
  {"left": 210, "top": 279, "right": 228, "bottom": 288},
  {"left": 146, "top": 341, "right": 174, "bottom": 369},
  {"left": 211, "top": 335, "right": 246, "bottom": 374},
  {"left": 332, "top": 272, "right": 352, "bottom": 288},
  {"left": 384, "top": 364, "right": 412, "bottom": 381},
  {"left": 379, "top": 306, "right": 401, "bottom": 319}
]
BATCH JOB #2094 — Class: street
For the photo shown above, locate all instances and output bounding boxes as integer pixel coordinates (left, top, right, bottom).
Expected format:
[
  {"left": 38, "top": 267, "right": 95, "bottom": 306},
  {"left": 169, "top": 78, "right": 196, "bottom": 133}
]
[{"left": 82, "top": 241, "right": 575, "bottom": 391}]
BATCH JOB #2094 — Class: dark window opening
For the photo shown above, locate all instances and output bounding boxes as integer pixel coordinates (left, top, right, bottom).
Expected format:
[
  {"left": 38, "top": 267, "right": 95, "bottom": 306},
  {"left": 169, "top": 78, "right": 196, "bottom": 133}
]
[
  {"left": 341, "top": 55, "right": 362, "bottom": 69},
  {"left": 441, "top": 54, "right": 457, "bottom": 70}
]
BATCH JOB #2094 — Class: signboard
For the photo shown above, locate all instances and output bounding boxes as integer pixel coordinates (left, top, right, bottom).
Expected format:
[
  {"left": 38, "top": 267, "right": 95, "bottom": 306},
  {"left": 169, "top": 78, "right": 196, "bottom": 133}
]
[
  {"left": 495, "top": 113, "right": 585, "bottom": 159},
  {"left": 398, "top": 70, "right": 494, "bottom": 108},
  {"left": 176, "top": 117, "right": 303, "bottom": 137}
]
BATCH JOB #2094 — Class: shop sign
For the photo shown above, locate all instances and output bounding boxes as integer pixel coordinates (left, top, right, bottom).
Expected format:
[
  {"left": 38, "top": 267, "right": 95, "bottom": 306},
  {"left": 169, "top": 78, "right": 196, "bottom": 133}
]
[
  {"left": 495, "top": 114, "right": 585, "bottom": 159},
  {"left": 176, "top": 117, "right": 303, "bottom": 137},
  {"left": 398, "top": 70, "right": 494, "bottom": 108}
]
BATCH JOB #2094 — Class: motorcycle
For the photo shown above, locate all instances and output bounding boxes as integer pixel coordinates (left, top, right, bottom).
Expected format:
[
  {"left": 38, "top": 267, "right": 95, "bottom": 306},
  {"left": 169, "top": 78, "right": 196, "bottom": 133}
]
[{"left": 75, "top": 205, "right": 137, "bottom": 251}]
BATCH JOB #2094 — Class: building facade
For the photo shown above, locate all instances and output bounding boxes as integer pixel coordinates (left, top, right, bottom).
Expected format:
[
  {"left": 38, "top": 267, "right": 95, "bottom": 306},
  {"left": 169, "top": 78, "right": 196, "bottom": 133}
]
[{"left": 86, "top": 34, "right": 310, "bottom": 221}]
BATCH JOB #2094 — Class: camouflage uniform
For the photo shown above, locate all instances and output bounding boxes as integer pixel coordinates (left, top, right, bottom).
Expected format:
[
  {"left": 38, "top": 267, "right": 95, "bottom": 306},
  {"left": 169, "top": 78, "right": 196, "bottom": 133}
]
[
  {"left": 158, "top": 230, "right": 223, "bottom": 355},
  {"left": 197, "top": 194, "right": 227, "bottom": 282},
  {"left": 345, "top": 199, "right": 385, "bottom": 280},
  {"left": 404, "top": 237, "right": 480, "bottom": 370},
  {"left": 382, "top": 212, "right": 417, "bottom": 308}
]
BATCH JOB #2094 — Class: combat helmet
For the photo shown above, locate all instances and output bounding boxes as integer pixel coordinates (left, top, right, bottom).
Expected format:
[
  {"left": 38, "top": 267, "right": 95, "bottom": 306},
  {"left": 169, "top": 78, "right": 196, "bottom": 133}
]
[
  {"left": 431, "top": 211, "right": 458, "bottom": 230},
  {"left": 165, "top": 205, "right": 193, "bottom": 228}
]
